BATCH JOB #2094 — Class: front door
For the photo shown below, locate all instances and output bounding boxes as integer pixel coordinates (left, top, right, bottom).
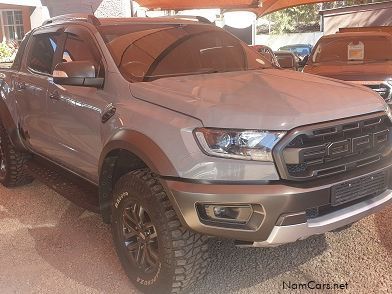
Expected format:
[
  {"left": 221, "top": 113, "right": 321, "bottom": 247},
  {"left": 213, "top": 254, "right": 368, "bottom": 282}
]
[
  {"left": 46, "top": 25, "right": 110, "bottom": 182},
  {"left": 16, "top": 29, "right": 64, "bottom": 155}
]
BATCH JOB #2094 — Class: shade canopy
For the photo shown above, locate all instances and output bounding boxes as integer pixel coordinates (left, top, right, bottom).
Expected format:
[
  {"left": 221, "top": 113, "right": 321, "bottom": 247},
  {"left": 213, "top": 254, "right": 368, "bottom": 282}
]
[{"left": 136, "top": 0, "right": 335, "bottom": 15}]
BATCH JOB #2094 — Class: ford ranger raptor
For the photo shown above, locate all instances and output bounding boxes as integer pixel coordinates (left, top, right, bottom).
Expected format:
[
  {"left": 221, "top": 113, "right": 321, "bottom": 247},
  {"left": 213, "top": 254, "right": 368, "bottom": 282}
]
[{"left": 0, "top": 14, "right": 391, "bottom": 294}]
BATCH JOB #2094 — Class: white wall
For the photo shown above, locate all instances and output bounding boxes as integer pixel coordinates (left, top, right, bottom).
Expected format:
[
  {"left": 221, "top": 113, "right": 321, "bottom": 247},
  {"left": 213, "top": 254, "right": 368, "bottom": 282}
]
[
  {"left": 255, "top": 32, "right": 323, "bottom": 50},
  {"left": 0, "top": 0, "right": 41, "bottom": 5},
  {"left": 30, "top": 6, "right": 50, "bottom": 29},
  {"left": 27, "top": 0, "right": 132, "bottom": 29},
  {"left": 43, "top": 0, "right": 131, "bottom": 18}
]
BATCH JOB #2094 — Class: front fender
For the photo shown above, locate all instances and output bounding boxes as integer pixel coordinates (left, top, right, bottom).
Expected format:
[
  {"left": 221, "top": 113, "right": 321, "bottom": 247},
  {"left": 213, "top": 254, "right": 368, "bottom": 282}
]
[
  {"left": 99, "top": 129, "right": 178, "bottom": 177},
  {"left": 98, "top": 129, "right": 178, "bottom": 223}
]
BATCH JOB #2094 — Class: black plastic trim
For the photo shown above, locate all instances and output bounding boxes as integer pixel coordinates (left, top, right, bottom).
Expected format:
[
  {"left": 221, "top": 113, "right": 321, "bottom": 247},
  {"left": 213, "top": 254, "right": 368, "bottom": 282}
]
[
  {"left": 0, "top": 92, "right": 27, "bottom": 151},
  {"left": 160, "top": 175, "right": 272, "bottom": 185},
  {"left": 277, "top": 212, "right": 307, "bottom": 226},
  {"left": 53, "top": 76, "right": 104, "bottom": 88},
  {"left": 99, "top": 129, "right": 177, "bottom": 177},
  {"left": 273, "top": 111, "right": 390, "bottom": 181}
]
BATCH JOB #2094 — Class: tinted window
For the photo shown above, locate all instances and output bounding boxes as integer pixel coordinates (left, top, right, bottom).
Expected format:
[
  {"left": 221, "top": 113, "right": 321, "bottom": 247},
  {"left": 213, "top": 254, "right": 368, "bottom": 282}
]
[
  {"left": 61, "top": 32, "right": 102, "bottom": 76},
  {"left": 99, "top": 23, "right": 272, "bottom": 82},
  {"left": 28, "top": 33, "right": 60, "bottom": 74},
  {"left": 312, "top": 36, "right": 392, "bottom": 63},
  {"left": 146, "top": 31, "right": 246, "bottom": 78}
]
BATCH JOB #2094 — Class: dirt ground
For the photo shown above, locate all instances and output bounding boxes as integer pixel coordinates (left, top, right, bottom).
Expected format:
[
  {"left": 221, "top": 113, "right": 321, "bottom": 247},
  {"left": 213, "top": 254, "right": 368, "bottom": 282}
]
[{"left": 0, "top": 180, "right": 391, "bottom": 293}]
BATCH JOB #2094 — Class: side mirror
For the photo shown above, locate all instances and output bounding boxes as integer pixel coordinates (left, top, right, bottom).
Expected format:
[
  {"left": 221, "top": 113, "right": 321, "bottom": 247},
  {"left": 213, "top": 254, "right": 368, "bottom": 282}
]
[
  {"left": 277, "top": 55, "right": 295, "bottom": 69},
  {"left": 53, "top": 61, "right": 104, "bottom": 88}
]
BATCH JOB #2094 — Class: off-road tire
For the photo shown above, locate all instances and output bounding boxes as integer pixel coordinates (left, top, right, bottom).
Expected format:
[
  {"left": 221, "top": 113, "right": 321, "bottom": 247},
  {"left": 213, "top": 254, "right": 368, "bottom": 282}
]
[
  {"left": 0, "top": 122, "right": 33, "bottom": 187},
  {"left": 111, "top": 169, "right": 209, "bottom": 294}
]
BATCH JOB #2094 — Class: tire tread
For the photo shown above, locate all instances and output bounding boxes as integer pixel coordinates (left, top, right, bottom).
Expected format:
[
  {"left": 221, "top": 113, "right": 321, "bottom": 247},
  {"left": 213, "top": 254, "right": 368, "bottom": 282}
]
[
  {"left": 0, "top": 123, "right": 33, "bottom": 187},
  {"left": 115, "top": 169, "right": 208, "bottom": 293}
]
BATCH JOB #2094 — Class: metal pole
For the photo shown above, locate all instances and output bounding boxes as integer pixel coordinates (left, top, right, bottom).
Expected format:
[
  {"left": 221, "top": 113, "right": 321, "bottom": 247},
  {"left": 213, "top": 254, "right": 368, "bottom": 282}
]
[{"left": 130, "top": 0, "right": 134, "bottom": 17}]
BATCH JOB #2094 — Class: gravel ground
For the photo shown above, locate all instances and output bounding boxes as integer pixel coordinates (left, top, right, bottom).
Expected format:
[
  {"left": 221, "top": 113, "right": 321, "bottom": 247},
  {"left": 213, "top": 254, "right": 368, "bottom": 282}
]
[{"left": 0, "top": 180, "right": 391, "bottom": 294}]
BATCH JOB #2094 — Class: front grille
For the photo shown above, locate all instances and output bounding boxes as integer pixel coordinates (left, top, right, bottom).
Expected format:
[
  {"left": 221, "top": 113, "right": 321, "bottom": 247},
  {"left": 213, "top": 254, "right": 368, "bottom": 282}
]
[
  {"left": 306, "top": 170, "right": 388, "bottom": 219},
  {"left": 332, "top": 171, "right": 387, "bottom": 206},
  {"left": 275, "top": 113, "right": 392, "bottom": 181},
  {"left": 366, "top": 83, "right": 392, "bottom": 103}
]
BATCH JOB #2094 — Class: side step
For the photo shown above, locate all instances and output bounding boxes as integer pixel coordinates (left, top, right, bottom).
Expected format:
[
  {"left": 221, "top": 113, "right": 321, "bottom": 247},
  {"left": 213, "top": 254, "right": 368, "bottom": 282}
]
[{"left": 25, "top": 157, "right": 100, "bottom": 213}]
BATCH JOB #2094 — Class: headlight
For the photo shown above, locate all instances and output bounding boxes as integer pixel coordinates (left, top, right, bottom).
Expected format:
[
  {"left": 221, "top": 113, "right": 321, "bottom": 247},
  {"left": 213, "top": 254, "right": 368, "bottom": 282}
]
[{"left": 194, "top": 128, "right": 286, "bottom": 162}]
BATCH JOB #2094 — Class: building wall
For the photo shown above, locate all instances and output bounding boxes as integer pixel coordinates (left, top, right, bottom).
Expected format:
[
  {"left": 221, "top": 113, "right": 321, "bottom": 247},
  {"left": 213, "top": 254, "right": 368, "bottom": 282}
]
[
  {"left": 0, "top": 0, "right": 133, "bottom": 41},
  {"left": 321, "top": 2, "right": 392, "bottom": 35},
  {"left": 256, "top": 32, "right": 323, "bottom": 50},
  {"left": 0, "top": 4, "right": 31, "bottom": 41},
  {"left": 41, "top": 0, "right": 131, "bottom": 18}
]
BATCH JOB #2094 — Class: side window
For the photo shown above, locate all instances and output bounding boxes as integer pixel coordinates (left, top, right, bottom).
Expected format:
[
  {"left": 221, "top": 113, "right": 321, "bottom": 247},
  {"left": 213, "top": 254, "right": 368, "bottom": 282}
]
[
  {"left": 61, "top": 32, "right": 103, "bottom": 77},
  {"left": 28, "top": 33, "right": 61, "bottom": 74}
]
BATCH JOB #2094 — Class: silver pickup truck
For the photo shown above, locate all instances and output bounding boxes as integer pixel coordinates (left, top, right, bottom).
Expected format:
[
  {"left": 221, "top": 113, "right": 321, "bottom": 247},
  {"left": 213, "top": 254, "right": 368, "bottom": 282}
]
[{"left": 0, "top": 14, "right": 391, "bottom": 294}]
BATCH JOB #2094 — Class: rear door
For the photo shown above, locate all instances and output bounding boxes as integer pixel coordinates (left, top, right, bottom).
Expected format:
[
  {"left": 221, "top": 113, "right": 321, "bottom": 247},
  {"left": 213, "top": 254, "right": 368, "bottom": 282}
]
[
  {"left": 45, "top": 25, "right": 109, "bottom": 182},
  {"left": 16, "top": 26, "right": 64, "bottom": 155}
]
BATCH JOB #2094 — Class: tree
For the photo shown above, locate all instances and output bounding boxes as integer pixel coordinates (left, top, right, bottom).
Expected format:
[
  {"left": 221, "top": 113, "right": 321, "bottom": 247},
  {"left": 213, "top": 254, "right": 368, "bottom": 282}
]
[
  {"left": 322, "top": 0, "right": 376, "bottom": 9},
  {"left": 262, "top": 4, "right": 321, "bottom": 34},
  {"left": 259, "top": 0, "right": 382, "bottom": 34}
]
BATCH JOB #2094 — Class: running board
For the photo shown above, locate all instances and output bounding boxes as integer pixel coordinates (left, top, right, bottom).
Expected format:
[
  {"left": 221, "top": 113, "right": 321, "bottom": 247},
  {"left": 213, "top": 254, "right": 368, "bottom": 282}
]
[{"left": 25, "top": 157, "right": 100, "bottom": 213}]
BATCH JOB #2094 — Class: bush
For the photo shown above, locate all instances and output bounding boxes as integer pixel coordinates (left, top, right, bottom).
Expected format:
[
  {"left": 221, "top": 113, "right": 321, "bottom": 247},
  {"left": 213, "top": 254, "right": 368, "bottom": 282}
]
[{"left": 0, "top": 42, "right": 17, "bottom": 63}]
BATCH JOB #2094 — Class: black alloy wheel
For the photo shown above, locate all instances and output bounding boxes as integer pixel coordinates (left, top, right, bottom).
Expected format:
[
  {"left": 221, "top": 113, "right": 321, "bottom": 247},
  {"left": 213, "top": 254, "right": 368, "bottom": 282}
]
[{"left": 122, "top": 201, "right": 159, "bottom": 274}]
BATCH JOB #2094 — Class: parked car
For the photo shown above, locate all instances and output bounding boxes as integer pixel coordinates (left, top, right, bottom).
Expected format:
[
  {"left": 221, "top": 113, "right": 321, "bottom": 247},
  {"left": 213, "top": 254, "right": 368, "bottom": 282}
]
[
  {"left": 1, "top": 14, "right": 392, "bottom": 294},
  {"left": 274, "top": 50, "right": 300, "bottom": 70},
  {"left": 278, "top": 43, "right": 313, "bottom": 58},
  {"left": 251, "top": 45, "right": 298, "bottom": 70},
  {"left": 279, "top": 43, "right": 312, "bottom": 67},
  {"left": 303, "top": 32, "right": 392, "bottom": 105}
]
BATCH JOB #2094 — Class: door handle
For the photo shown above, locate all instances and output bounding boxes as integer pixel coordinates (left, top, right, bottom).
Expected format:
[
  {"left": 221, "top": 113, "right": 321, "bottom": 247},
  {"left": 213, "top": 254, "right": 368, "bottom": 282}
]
[{"left": 49, "top": 91, "right": 60, "bottom": 100}]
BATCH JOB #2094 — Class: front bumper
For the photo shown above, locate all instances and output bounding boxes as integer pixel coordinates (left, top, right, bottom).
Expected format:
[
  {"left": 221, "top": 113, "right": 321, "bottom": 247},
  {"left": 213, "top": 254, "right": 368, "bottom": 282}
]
[
  {"left": 162, "top": 164, "right": 392, "bottom": 246},
  {"left": 251, "top": 190, "right": 392, "bottom": 247}
]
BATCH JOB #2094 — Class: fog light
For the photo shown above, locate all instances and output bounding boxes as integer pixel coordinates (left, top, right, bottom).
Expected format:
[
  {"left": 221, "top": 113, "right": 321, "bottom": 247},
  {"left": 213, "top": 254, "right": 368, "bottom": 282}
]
[{"left": 204, "top": 204, "right": 253, "bottom": 223}]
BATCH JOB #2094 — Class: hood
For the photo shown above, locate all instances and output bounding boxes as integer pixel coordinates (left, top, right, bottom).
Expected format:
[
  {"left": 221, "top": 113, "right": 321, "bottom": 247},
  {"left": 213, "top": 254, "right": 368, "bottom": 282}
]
[
  {"left": 304, "top": 61, "right": 392, "bottom": 82},
  {"left": 130, "top": 69, "right": 387, "bottom": 130}
]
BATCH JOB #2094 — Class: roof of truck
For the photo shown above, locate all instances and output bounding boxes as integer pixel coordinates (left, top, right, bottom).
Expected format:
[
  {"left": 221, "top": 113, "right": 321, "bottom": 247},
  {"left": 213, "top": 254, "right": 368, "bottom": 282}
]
[
  {"left": 99, "top": 17, "right": 206, "bottom": 25},
  {"left": 323, "top": 31, "right": 392, "bottom": 39},
  {"left": 42, "top": 13, "right": 211, "bottom": 27},
  {"left": 339, "top": 26, "right": 392, "bottom": 34}
]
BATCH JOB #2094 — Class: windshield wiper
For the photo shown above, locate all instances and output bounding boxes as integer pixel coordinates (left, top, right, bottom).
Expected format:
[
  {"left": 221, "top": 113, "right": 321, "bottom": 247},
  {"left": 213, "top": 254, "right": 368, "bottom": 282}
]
[{"left": 143, "top": 68, "right": 219, "bottom": 81}]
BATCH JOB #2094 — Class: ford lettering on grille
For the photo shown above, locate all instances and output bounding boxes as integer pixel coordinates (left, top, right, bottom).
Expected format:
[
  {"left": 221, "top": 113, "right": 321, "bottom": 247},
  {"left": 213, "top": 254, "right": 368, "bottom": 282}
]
[{"left": 275, "top": 114, "right": 392, "bottom": 181}]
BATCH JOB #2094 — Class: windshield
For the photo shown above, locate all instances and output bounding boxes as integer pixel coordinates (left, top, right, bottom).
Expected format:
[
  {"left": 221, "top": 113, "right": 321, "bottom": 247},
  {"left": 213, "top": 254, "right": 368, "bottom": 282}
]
[
  {"left": 98, "top": 23, "right": 273, "bottom": 82},
  {"left": 311, "top": 36, "right": 392, "bottom": 63},
  {"left": 279, "top": 46, "right": 311, "bottom": 57}
]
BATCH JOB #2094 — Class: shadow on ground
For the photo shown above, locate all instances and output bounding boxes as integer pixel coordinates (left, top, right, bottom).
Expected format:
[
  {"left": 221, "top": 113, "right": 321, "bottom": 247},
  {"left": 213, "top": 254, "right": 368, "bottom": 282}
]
[
  {"left": 27, "top": 205, "right": 135, "bottom": 293},
  {"left": 2, "top": 181, "right": 328, "bottom": 294}
]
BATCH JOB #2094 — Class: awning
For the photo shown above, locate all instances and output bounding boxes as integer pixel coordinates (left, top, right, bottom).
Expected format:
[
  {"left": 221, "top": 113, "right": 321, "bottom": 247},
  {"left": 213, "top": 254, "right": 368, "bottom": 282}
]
[{"left": 136, "top": 0, "right": 336, "bottom": 15}]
